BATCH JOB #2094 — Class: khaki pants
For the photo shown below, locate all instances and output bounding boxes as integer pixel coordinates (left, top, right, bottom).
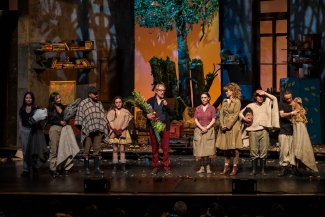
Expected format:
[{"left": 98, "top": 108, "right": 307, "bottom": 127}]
[
  {"left": 83, "top": 131, "right": 102, "bottom": 157},
  {"left": 249, "top": 129, "right": 269, "bottom": 159},
  {"left": 49, "top": 125, "right": 62, "bottom": 171},
  {"left": 278, "top": 134, "right": 296, "bottom": 166},
  {"left": 224, "top": 149, "right": 239, "bottom": 165}
]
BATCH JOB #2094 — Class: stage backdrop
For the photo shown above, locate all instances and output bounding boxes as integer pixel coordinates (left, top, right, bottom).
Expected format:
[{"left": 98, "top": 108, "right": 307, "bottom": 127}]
[{"left": 134, "top": 14, "right": 221, "bottom": 109}]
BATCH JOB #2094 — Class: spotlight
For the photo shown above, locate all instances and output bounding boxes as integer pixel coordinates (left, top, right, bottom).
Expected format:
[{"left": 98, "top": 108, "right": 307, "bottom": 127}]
[{"left": 150, "top": 1, "right": 161, "bottom": 7}]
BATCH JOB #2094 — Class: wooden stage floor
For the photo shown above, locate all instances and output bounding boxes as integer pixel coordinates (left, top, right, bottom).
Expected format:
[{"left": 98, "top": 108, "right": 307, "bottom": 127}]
[{"left": 1, "top": 154, "right": 325, "bottom": 196}]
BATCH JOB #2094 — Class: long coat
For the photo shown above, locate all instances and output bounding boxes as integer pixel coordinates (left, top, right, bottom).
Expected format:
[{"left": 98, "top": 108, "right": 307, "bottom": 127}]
[{"left": 215, "top": 98, "right": 242, "bottom": 150}]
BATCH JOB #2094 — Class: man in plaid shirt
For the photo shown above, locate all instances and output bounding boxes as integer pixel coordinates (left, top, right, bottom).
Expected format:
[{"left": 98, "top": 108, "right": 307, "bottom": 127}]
[{"left": 75, "top": 86, "right": 107, "bottom": 175}]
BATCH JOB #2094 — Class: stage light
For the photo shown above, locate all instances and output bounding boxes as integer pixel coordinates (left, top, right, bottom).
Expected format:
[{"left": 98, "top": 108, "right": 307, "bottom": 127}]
[
  {"left": 84, "top": 178, "right": 110, "bottom": 193},
  {"left": 232, "top": 179, "right": 257, "bottom": 194},
  {"left": 150, "top": 1, "right": 161, "bottom": 7}
]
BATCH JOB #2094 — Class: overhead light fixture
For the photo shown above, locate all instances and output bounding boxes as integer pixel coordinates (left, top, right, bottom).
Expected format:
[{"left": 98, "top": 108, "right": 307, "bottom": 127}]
[{"left": 150, "top": 1, "right": 161, "bottom": 6}]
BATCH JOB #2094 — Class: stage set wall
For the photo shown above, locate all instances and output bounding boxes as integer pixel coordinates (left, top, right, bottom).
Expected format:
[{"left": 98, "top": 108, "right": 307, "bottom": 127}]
[
  {"left": 2, "top": 0, "right": 325, "bottom": 147},
  {"left": 4, "top": 0, "right": 135, "bottom": 147}
]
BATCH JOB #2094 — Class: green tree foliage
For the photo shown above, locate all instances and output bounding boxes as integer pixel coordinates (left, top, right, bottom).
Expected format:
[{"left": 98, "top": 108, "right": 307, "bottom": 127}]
[
  {"left": 135, "top": 0, "right": 219, "bottom": 38},
  {"left": 135, "top": 0, "right": 219, "bottom": 109}
]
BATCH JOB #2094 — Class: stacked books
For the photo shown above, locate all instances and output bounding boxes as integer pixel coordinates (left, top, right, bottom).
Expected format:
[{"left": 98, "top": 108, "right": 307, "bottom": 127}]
[
  {"left": 55, "top": 62, "right": 63, "bottom": 69},
  {"left": 40, "top": 43, "right": 53, "bottom": 50},
  {"left": 81, "top": 58, "right": 91, "bottom": 67},
  {"left": 70, "top": 44, "right": 79, "bottom": 50},
  {"left": 52, "top": 43, "right": 66, "bottom": 51}
]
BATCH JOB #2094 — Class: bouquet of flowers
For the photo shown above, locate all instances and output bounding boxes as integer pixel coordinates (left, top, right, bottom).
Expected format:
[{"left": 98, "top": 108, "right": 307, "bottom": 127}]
[{"left": 124, "top": 90, "right": 165, "bottom": 142}]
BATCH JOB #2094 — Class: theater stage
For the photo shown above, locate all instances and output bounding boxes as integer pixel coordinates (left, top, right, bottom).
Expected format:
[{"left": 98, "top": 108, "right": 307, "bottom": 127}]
[{"left": 1, "top": 153, "right": 325, "bottom": 196}]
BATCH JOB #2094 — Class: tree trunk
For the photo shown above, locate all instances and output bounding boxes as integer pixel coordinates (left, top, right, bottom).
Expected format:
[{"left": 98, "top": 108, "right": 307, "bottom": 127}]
[
  {"left": 190, "top": 59, "right": 205, "bottom": 107},
  {"left": 177, "top": 25, "right": 191, "bottom": 106}
]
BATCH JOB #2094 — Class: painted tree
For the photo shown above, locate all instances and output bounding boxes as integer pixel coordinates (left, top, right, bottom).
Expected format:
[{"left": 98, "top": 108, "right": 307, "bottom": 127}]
[{"left": 134, "top": 0, "right": 219, "bottom": 105}]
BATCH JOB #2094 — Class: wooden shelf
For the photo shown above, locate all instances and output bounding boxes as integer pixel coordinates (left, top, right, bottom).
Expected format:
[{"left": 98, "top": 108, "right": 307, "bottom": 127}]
[
  {"left": 34, "top": 67, "right": 96, "bottom": 73},
  {"left": 34, "top": 49, "right": 94, "bottom": 54}
]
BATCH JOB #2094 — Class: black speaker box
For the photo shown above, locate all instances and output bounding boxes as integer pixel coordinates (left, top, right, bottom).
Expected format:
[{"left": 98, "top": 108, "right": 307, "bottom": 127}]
[
  {"left": 232, "top": 179, "right": 257, "bottom": 194},
  {"left": 84, "top": 178, "right": 110, "bottom": 193}
]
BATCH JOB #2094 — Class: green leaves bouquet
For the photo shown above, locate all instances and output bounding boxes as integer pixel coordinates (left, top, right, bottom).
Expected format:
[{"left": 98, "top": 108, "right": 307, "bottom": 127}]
[{"left": 125, "top": 90, "right": 165, "bottom": 142}]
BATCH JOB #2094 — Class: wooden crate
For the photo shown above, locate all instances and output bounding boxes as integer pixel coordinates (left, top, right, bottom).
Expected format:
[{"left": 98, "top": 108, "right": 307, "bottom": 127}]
[{"left": 169, "top": 122, "right": 184, "bottom": 138}]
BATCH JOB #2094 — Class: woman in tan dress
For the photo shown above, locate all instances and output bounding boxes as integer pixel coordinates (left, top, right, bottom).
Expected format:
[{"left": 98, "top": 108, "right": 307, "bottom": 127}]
[
  {"left": 193, "top": 92, "right": 217, "bottom": 174},
  {"left": 107, "top": 96, "right": 133, "bottom": 172},
  {"left": 216, "top": 82, "right": 242, "bottom": 175}
]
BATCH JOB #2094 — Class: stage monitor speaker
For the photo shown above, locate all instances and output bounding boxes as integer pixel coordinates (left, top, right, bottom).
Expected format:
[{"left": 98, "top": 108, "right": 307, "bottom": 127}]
[
  {"left": 84, "top": 178, "right": 110, "bottom": 193},
  {"left": 232, "top": 179, "right": 257, "bottom": 194}
]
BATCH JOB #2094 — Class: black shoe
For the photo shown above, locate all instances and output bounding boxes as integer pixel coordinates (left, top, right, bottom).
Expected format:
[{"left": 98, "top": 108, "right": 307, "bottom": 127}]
[
  {"left": 50, "top": 170, "right": 59, "bottom": 176},
  {"left": 121, "top": 163, "right": 126, "bottom": 172},
  {"left": 62, "top": 170, "right": 68, "bottom": 176},
  {"left": 33, "top": 168, "right": 39, "bottom": 177},
  {"left": 292, "top": 166, "right": 302, "bottom": 176},
  {"left": 260, "top": 158, "right": 267, "bottom": 176},
  {"left": 113, "top": 163, "right": 117, "bottom": 173},
  {"left": 21, "top": 171, "right": 30, "bottom": 177},
  {"left": 249, "top": 159, "right": 257, "bottom": 176},
  {"left": 278, "top": 166, "right": 287, "bottom": 177},
  {"left": 84, "top": 158, "right": 90, "bottom": 175},
  {"left": 94, "top": 157, "right": 104, "bottom": 174}
]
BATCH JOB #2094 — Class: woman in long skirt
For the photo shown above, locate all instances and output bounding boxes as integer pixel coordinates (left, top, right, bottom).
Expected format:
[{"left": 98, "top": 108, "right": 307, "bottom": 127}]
[{"left": 193, "top": 92, "right": 216, "bottom": 174}]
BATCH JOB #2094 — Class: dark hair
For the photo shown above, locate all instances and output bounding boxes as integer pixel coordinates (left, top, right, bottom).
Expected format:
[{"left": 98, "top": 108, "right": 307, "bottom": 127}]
[
  {"left": 201, "top": 92, "right": 211, "bottom": 98},
  {"left": 47, "top": 92, "right": 64, "bottom": 120},
  {"left": 243, "top": 107, "right": 253, "bottom": 116},
  {"left": 209, "top": 203, "right": 225, "bottom": 217},
  {"left": 201, "top": 92, "right": 211, "bottom": 103},
  {"left": 147, "top": 205, "right": 161, "bottom": 217},
  {"left": 253, "top": 90, "right": 266, "bottom": 101},
  {"left": 282, "top": 88, "right": 293, "bottom": 99},
  {"left": 108, "top": 96, "right": 124, "bottom": 122},
  {"left": 19, "top": 92, "right": 38, "bottom": 117},
  {"left": 20, "top": 92, "right": 35, "bottom": 110}
]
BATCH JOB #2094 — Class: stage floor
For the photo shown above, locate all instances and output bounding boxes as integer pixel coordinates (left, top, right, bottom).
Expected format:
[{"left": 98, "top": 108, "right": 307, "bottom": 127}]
[{"left": 1, "top": 154, "right": 325, "bottom": 196}]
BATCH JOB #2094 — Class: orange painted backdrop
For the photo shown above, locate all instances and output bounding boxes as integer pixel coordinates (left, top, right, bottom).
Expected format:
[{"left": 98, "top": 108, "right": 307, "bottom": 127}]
[{"left": 134, "top": 14, "right": 221, "bottom": 107}]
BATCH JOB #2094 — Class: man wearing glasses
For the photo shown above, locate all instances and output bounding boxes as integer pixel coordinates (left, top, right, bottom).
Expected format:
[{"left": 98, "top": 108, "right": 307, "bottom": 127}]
[
  {"left": 278, "top": 88, "right": 300, "bottom": 176},
  {"left": 145, "top": 84, "right": 175, "bottom": 175}
]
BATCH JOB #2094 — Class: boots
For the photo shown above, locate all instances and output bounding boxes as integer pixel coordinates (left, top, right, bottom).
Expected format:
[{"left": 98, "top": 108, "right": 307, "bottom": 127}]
[
  {"left": 230, "top": 165, "right": 238, "bottom": 176},
  {"left": 94, "top": 157, "right": 104, "bottom": 174},
  {"left": 197, "top": 166, "right": 205, "bottom": 173},
  {"left": 33, "top": 167, "right": 39, "bottom": 177},
  {"left": 113, "top": 163, "right": 117, "bottom": 173},
  {"left": 278, "top": 166, "right": 287, "bottom": 177},
  {"left": 84, "top": 158, "right": 90, "bottom": 175},
  {"left": 260, "top": 158, "right": 267, "bottom": 176},
  {"left": 249, "top": 159, "right": 257, "bottom": 176},
  {"left": 121, "top": 163, "right": 126, "bottom": 172},
  {"left": 220, "top": 165, "right": 230, "bottom": 175},
  {"left": 292, "top": 165, "right": 302, "bottom": 176}
]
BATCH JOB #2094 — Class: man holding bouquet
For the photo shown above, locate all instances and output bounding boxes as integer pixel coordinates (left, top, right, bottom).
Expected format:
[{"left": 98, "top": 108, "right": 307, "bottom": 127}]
[{"left": 145, "top": 84, "right": 174, "bottom": 175}]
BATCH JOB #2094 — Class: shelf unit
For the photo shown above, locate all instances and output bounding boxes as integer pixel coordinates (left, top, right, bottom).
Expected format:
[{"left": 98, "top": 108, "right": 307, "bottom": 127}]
[
  {"left": 287, "top": 48, "right": 320, "bottom": 78},
  {"left": 33, "top": 49, "right": 96, "bottom": 73}
]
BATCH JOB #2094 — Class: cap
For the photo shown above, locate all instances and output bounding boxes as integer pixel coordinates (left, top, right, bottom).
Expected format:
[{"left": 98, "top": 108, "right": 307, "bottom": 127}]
[{"left": 88, "top": 86, "right": 99, "bottom": 93}]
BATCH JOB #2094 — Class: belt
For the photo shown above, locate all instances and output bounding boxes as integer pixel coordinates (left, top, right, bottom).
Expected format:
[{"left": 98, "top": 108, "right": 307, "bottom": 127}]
[{"left": 23, "top": 126, "right": 32, "bottom": 128}]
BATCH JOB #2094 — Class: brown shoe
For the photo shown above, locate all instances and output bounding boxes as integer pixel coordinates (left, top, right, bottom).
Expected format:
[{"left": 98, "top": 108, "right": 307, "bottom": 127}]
[
  {"left": 230, "top": 165, "right": 238, "bottom": 176},
  {"left": 220, "top": 165, "right": 230, "bottom": 175}
]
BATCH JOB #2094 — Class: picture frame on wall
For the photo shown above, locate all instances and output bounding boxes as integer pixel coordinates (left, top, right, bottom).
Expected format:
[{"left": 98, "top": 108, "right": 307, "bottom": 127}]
[{"left": 49, "top": 81, "right": 76, "bottom": 105}]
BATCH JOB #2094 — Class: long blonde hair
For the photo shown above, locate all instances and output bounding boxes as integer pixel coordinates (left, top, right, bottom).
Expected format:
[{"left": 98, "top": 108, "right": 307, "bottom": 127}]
[{"left": 223, "top": 82, "right": 242, "bottom": 99}]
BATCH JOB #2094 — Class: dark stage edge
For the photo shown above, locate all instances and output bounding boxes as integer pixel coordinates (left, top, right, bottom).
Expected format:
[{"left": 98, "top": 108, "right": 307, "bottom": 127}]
[{"left": 1, "top": 155, "right": 325, "bottom": 196}]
